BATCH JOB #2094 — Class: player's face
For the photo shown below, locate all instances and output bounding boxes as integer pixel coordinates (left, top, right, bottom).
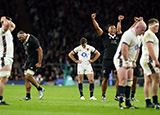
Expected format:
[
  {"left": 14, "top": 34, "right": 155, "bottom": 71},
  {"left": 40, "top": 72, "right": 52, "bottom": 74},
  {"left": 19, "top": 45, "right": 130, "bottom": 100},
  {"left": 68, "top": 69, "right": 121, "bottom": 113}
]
[
  {"left": 137, "top": 26, "right": 146, "bottom": 35},
  {"left": 81, "top": 43, "right": 87, "bottom": 48},
  {"left": 151, "top": 23, "right": 159, "bottom": 33},
  {"left": 108, "top": 25, "right": 116, "bottom": 35},
  {"left": 17, "top": 34, "right": 26, "bottom": 42}
]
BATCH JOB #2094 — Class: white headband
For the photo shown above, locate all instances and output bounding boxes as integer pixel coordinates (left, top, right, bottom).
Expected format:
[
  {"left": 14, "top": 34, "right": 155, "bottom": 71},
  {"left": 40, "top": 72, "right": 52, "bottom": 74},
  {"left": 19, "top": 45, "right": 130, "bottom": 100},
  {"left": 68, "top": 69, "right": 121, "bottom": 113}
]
[
  {"left": 17, "top": 33, "right": 27, "bottom": 38},
  {"left": 149, "top": 23, "right": 159, "bottom": 28}
]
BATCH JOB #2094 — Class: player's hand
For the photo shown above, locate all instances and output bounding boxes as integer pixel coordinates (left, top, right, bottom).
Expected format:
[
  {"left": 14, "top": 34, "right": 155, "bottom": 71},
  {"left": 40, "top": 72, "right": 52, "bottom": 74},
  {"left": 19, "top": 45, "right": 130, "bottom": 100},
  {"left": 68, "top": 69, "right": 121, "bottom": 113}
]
[
  {"left": 35, "top": 63, "right": 41, "bottom": 68},
  {"left": 134, "top": 17, "right": 139, "bottom": 22},
  {"left": 91, "top": 13, "right": 96, "bottom": 19},
  {"left": 155, "top": 60, "right": 160, "bottom": 68},
  {"left": 138, "top": 17, "right": 143, "bottom": 21},
  {"left": 75, "top": 60, "right": 82, "bottom": 64},
  {"left": 118, "top": 15, "right": 124, "bottom": 21},
  {"left": 88, "top": 60, "right": 94, "bottom": 63},
  {"left": 132, "top": 62, "right": 137, "bottom": 68}
]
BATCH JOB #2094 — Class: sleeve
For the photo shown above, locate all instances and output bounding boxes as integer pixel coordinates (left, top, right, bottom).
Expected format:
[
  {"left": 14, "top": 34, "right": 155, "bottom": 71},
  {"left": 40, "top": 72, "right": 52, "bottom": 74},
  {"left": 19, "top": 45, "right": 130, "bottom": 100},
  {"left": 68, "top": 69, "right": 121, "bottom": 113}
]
[
  {"left": 73, "top": 46, "right": 79, "bottom": 53},
  {"left": 31, "top": 35, "right": 40, "bottom": 49},
  {"left": 121, "top": 31, "right": 132, "bottom": 46},
  {"left": 144, "top": 32, "right": 154, "bottom": 43},
  {"left": 90, "top": 46, "right": 96, "bottom": 53}
]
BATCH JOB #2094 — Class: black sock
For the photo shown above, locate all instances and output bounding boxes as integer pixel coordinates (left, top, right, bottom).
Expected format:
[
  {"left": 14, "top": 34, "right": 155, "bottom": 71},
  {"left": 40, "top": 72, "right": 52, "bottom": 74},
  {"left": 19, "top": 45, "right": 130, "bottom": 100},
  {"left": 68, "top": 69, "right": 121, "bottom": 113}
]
[
  {"left": 145, "top": 98, "right": 152, "bottom": 105},
  {"left": 115, "top": 91, "right": 119, "bottom": 97},
  {"left": 78, "top": 83, "right": 83, "bottom": 97},
  {"left": 90, "top": 83, "right": 94, "bottom": 97},
  {"left": 102, "top": 93, "right": 105, "bottom": 97},
  {"left": 131, "top": 91, "right": 135, "bottom": 98},
  {"left": 37, "top": 86, "right": 42, "bottom": 91},
  {"left": 153, "top": 95, "right": 158, "bottom": 104},
  {"left": 26, "top": 93, "right": 30, "bottom": 98},
  {"left": 126, "top": 98, "right": 131, "bottom": 106},
  {"left": 125, "top": 86, "right": 131, "bottom": 99},
  {"left": 118, "top": 85, "right": 125, "bottom": 105},
  {"left": 0, "top": 96, "right": 3, "bottom": 101}
]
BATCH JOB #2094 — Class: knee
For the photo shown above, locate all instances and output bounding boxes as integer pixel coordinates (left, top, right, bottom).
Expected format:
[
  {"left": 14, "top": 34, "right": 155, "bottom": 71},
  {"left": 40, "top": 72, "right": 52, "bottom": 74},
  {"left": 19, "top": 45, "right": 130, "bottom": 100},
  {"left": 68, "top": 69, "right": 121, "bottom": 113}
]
[
  {"left": 89, "top": 79, "right": 94, "bottom": 84},
  {"left": 103, "top": 78, "right": 109, "bottom": 84},
  {"left": 0, "top": 77, "right": 8, "bottom": 84}
]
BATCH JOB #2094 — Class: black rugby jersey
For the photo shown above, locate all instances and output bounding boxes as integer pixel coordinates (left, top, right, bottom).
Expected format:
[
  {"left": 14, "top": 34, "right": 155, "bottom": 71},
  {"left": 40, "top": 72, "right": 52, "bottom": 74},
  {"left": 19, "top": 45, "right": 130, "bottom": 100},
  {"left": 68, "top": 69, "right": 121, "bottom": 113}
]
[
  {"left": 23, "top": 34, "right": 40, "bottom": 62},
  {"left": 100, "top": 32, "right": 122, "bottom": 59}
]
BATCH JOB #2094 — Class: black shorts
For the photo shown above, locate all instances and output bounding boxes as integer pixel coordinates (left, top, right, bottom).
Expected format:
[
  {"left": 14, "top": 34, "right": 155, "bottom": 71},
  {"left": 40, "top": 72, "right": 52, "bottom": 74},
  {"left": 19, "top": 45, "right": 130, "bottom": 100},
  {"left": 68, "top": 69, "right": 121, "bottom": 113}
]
[
  {"left": 102, "top": 58, "right": 115, "bottom": 78},
  {"left": 24, "top": 60, "right": 38, "bottom": 73}
]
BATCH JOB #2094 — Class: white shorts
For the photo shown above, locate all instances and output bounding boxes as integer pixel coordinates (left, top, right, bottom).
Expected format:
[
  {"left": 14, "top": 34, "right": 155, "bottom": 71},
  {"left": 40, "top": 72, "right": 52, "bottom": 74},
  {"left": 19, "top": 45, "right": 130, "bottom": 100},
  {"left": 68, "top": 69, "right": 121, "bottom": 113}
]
[
  {"left": 0, "top": 57, "right": 13, "bottom": 77},
  {"left": 77, "top": 64, "right": 93, "bottom": 75},
  {"left": 114, "top": 58, "right": 132, "bottom": 70},
  {"left": 140, "top": 61, "right": 160, "bottom": 76}
]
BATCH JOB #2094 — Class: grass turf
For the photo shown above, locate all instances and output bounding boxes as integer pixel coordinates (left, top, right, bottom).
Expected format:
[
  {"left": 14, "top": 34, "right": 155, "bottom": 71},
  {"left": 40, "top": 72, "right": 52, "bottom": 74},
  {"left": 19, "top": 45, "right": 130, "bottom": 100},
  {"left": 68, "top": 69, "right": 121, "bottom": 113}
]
[{"left": 0, "top": 85, "right": 159, "bottom": 115}]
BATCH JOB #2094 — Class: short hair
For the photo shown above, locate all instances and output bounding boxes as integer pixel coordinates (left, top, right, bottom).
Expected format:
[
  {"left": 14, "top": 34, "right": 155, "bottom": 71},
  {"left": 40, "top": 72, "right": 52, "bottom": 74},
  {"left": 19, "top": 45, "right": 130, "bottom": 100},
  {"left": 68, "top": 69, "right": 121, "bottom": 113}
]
[
  {"left": 148, "top": 18, "right": 159, "bottom": 25},
  {"left": 17, "top": 30, "right": 25, "bottom": 34},
  {"left": 80, "top": 37, "right": 87, "bottom": 44}
]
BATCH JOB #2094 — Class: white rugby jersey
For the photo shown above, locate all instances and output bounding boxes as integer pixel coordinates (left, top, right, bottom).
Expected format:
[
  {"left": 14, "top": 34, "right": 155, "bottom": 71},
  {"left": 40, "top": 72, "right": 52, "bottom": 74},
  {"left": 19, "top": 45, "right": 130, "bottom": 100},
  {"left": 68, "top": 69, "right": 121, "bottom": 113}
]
[
  {"left": 114, "top": 28, "right": 141, "bottom": 61},
  {"left": 73, "top": 44, "right": 96, "bottom": 65},
  {"left": 0, "top": 28, "right": 14, "bottom": 58},
  {"left": 140, "top": 29, "right": 159, "bottom": 62}
]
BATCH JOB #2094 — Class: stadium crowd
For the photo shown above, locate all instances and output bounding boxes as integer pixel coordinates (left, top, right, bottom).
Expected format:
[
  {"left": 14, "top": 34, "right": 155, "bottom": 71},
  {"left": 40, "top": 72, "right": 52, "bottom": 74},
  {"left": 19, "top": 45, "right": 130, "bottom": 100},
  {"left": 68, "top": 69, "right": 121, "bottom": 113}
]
[{"left": 0, "top": 0, "right": 160, "bottom": 82}]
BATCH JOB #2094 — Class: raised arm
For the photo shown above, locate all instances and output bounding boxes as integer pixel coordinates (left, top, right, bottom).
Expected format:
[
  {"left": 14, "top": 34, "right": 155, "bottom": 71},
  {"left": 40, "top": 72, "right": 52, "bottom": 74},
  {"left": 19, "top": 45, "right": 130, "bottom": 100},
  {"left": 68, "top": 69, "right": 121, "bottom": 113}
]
[
  {"left": 91, "top": 13, "right": 103, "bottom": 36},
  {"left": 129, "top": 17, "right": 143, "bottom": 29},
  {"left": 0, "top": 16, "right": 16, "bottom": 32},
  {"left": 117, "top": 15, "right": 124, "bottom": 34}
]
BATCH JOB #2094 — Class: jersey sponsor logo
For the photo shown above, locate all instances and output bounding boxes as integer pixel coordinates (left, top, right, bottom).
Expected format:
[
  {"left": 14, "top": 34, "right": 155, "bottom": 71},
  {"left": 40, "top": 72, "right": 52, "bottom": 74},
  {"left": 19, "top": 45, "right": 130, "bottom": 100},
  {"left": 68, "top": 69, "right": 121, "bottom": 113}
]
[
  {"left": 135, "top": 44, "right": 138, "bottom": 50},
  {"left": 81, "top": 52, "right": 88, "bottom": 58}
]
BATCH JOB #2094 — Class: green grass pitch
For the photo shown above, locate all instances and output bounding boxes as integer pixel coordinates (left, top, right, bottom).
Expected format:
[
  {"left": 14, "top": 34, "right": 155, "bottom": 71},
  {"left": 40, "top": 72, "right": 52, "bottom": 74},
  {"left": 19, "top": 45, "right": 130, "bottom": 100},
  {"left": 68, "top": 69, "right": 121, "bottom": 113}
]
[{"left": 0, "top": 85, "right": 160, "bottom": 115}]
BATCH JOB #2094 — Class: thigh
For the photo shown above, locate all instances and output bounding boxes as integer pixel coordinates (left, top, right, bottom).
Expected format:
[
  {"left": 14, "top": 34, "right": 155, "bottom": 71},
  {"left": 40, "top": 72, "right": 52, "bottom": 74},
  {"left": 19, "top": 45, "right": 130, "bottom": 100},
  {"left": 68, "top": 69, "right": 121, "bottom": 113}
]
[
  {"left": 77, "top": 64, "right": 85, "bottom": 75},
  {"left": 117, "top": 67, "right": 128, "bottom": 82},
  {"left": 85, "top": 64, "right": 93, "bottom": 75},
  {"left": 128, "top": 68, "right": 133, "bottom": 79},
  {"left": 24, "top": 61, "right": 37, "bottom": 72},
  {"left": 102, "top": 59, "right": 114, "bottom": 78}
]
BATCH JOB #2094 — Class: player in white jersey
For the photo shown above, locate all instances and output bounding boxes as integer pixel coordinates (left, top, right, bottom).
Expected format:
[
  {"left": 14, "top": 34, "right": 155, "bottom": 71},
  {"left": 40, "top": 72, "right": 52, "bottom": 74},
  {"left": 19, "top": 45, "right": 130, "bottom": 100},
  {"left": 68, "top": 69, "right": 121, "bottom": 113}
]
[
  {"left": 114, "top": 20, "right": 146, "bottom": 109},
  {"left": 140, "top": 18, "right": 160, "bottom": 109},
  {"left": 0, "top": 16, "right": 15, "bottom": 105},
  {"left": 68, "top": 37, "right": 100, "bottom": 100}
]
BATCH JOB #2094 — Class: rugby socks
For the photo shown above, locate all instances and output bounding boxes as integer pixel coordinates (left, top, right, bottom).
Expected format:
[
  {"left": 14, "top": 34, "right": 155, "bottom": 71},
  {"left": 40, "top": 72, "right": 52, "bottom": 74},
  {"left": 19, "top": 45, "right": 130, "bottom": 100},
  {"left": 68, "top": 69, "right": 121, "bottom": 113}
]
[
  {"left": 145, "top": 98, "right": 152, "bottom": 105},
  {"left": 89, "top": 83, "right": 94, "bottom": 97},
  {"left": 125, "top": 86, "right": 131, "bottom": 106},
  {"left": 118, "top": 85, "right": 125, "bottom": 105},
  {"left": 78, "top": 83, "right": 83, "bottom": 97},
  {"left": 102, "top": 93, "right": 105, "bottom": 97},
  {"left": 131, "top": 91, "right": 135, "bottom": 98},
  {"left": 37, "top": 86, "right": 42, "bottom": 91},
  {"left": 0, "top": 96, "right": 3, "bottom": 102},
  {"left": 153, "top": 95, "right": 158, "bottom": 104},
  {"left": 26, "top": 93, "right": 30, "bottom": 98}
]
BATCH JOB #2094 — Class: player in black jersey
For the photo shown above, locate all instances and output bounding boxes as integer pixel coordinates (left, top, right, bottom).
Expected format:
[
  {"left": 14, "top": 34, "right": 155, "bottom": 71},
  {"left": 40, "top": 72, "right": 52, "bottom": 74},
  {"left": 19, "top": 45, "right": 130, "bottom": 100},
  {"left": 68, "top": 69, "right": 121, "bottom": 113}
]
[
  {"left": 17, "top": 30, "right": 44, "bottom": 101},
  {"left": 91, "top": 13, "right": 124, "bottom": 101}
]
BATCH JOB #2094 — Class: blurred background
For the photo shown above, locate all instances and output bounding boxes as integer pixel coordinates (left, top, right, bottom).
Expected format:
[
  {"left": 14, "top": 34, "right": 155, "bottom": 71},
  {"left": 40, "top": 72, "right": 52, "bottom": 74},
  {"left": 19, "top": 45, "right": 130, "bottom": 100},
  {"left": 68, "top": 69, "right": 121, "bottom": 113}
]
[{"left": 0, "top": 0, "right": 160, "bottom": 85}]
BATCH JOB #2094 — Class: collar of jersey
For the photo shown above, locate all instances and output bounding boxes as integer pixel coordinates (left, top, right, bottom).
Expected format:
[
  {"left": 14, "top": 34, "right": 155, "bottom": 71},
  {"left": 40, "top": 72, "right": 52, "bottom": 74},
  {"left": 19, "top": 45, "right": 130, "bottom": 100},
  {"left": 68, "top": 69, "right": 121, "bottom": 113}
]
[
  {"left": 23, "top": 34, "right": 30, "bottom": 45},
  {"left": 108, "top": 33, "right": 116, "bottom": 39}
]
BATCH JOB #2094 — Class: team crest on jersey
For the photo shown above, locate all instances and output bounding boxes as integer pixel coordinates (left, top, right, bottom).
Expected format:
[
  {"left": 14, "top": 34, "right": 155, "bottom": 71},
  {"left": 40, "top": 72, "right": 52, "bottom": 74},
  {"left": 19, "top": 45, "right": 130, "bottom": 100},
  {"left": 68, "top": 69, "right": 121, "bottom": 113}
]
[
  {"left": 135, "top": 44, "right": 138, "bottom": 50},
  {"left": 81, "top": 52, "right": 87, "bottom": 57},
  {"left": 87, "top": 48, "right": 89, "bottom": 50}
]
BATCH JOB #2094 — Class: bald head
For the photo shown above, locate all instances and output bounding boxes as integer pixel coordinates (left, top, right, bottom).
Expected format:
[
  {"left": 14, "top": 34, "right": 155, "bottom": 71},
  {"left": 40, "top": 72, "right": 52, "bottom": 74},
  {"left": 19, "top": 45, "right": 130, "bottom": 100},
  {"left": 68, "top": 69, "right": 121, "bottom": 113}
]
[{"left": 134, "top": 21, "right": 147, "bottom": 35}]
